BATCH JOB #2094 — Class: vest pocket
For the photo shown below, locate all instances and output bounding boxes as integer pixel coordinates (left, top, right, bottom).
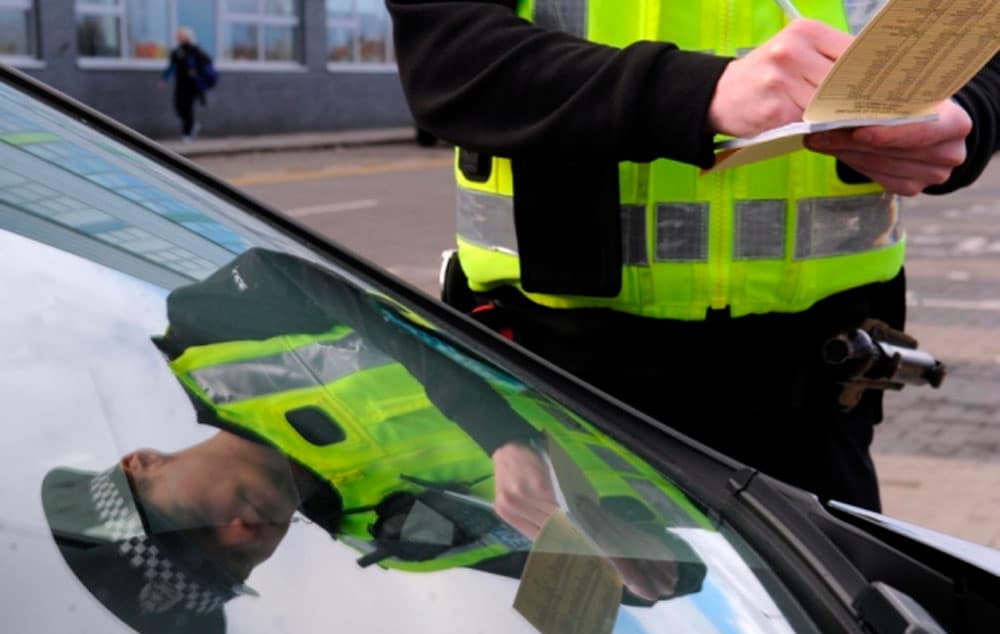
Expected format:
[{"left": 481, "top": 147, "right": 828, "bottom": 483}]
[{"left": 285, "top": 406, "right": 346, "bottom": 446}]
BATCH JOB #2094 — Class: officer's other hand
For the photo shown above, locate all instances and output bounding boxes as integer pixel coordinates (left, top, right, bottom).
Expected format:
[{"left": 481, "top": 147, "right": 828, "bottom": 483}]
[
  {"left": 805, "top": 99, "right": 972, "bottom": 196},
  {"left": 492, "top": 441, "right": 558, "bottom": 540},
  {"left": 574, "top": 497, "right": 680, "bottom": 603},
  {"left": 707, "top": 20, "right": 853, "bottom": 138}
]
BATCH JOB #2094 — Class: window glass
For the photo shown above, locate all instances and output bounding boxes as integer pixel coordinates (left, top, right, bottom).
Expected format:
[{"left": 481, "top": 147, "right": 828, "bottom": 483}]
[
  {"left": 75, "top": 0, "right": 301, "bottom": 63},
  {"left": 356, "top": 0, "right": 384, "bottom": 17},
  {"left": 77, "top": 14, "right": 122, "bottom": 57},
  {"left": 226, "top": 21, "right": 258, "bottom": 60},
  {"left": 78, "top": 0, "right": 196, "bottom": 61},
  {"left": 358, "top": 0, "right": 389, "bottom": 63},
  {"left": 221, "top": 0, "right": 301, "bottom": 62},
  {"left": 326, "top": 0, "right": 351, "bottom": 18},
  {"left": 0, "top": 7, "right": 35, "bottom": 57},
  {"left": 263, "top": 24, "right": 296, "bottom": 61},
  {"left": 327, "top": 26, "right": 354, "bottom": 62},
  {"left": 265, "top": 0, "right": 295, "bottom": 17},
  {"left": 126, "top": 0, "right": 169, "bottom": 59},
  {"left": 177, "top": 0, "right": 217, "bottom": 57},
  {"left": 327, "top": 0, "right": 394, "bottom": 66},
  {"left": 225, "top": 0, "right": 258, "bottom": 14},
  {"left": 0, "top": 76, "right": 819, "bottom": 634}
]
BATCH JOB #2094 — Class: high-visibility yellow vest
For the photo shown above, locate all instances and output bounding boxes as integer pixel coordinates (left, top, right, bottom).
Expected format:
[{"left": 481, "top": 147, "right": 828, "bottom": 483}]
[
  {"left": 169, "top": 325, "right": 711, "bottom": 572},
  {"left": 455, "top": 0, "right": 903, "bottom": 320}
]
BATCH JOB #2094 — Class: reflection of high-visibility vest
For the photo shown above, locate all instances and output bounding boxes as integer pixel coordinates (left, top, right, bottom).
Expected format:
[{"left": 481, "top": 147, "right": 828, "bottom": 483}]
[
  {"left": 454, "top": 0, "right": 902, "bottom": 320},
  {"left": 169, "top": 326, "right": 711, "bottom": 571}
]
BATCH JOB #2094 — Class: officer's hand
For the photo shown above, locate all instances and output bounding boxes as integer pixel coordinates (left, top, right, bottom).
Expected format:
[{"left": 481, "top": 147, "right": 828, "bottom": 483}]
[
  {"left": 804, "top": 99, "right": 972, "bottom": 196},
  {"left": 707, "top": 20, "right": 853, "bottom": 138},
  {"left": 492, "top": 441, "right": 558, "bottom": 540}
]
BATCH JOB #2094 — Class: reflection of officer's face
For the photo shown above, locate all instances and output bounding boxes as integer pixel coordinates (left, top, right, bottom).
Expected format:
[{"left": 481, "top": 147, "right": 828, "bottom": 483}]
[{"left": 122, "top": 432, "right": 299, "bottom": 580}]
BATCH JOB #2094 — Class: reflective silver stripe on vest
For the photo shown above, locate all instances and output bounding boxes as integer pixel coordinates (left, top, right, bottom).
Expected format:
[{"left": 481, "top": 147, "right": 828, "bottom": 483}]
[
  {"left": 734, "top": 199, "right": 787, "bottom": 260},
  {"left": 458, "top": 189, "right": 898, "bottom": 266},
  {"left": 795, "top": 193, "right": 901, "bottom": 260},
  {"left": 655, "top": 203, "right": 709, "bottom": 262},
  {"left": 190, "top": 334, "right": 393, "bottom": 404},
  {"left": 456, "top": 188, "right": 518, "bottom": 255},
  {"left": 457, "top": 191, "right": 650, "bottom": 264},
  {"left": 843, "top": 0, "right": 888, "bottom": 34},
  {"left": 534, "top": 0, "right": 588, "bottom": 38},
  {"left": 621, "top": 204, "right": 648, "bottom": 265}
]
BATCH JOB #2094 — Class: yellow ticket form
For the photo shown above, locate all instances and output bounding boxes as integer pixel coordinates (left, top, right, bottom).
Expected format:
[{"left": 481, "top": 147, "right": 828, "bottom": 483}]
[
  {"left": 808, "top": 0, "right": 1000, "bottom": 120},
  {"left": 513, "top": 510, "right": 623, "bottom": 634},
  {"left": 711, "top": 0, "right": 1000, "bottom": 171}
]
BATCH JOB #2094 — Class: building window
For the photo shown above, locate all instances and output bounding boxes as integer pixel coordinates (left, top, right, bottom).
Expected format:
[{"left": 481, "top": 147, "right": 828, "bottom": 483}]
[
  {"left": 222, "top": 0, "right": 301, "bottom": 63},
  {"left": 327, "top": 0, "right": 394, "bottom": 67},
  {"left": 76, "top": 1, "right": 303, "bottom": 65},
  {"left": 176, "top": 0, "right": 216, "bottom": 59},
  {"left": 77, "top": 0, "right": 170, "bottom": 60},
  {"left": 0, "top": 0, "right": 37, "bottom": 59}
]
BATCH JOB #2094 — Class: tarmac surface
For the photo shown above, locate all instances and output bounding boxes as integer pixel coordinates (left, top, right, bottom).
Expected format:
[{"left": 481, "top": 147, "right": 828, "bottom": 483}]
[
  {"left": 872, "top": 182, "right": 1000, "bottom": 549},
  {"left": 173, "top": 131, "right": 1000, "bottom": 550}
]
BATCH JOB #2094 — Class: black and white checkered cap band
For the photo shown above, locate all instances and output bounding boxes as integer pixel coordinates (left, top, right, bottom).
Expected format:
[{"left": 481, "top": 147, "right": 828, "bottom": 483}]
[{"left": 90, "top": 469, "right": 227, "bottom": 616}]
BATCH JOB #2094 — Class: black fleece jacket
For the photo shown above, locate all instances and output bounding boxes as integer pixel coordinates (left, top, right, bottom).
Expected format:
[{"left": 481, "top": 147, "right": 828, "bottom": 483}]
[{"left": 388, "top": 0, "right": 1000, "bottom": 192}]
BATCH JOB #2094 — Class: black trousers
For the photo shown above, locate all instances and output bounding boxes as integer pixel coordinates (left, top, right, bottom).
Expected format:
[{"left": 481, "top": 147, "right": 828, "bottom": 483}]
[
  {"left": 466, "top": 272, "right": 907, "bottom": 512},
  {"left": 173, "top": 88, "right": 198, "bottom": 136}
]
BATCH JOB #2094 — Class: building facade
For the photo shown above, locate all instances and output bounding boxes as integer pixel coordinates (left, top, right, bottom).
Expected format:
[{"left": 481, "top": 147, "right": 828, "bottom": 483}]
[{"left": 1, "top": 1, "right": 412, "bottom": 139}]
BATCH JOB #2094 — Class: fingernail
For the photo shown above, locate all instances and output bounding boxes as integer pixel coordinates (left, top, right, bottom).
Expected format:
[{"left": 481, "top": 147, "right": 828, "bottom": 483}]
[{"left": 856, "top": 130, "right": 873, "bottom": 143}]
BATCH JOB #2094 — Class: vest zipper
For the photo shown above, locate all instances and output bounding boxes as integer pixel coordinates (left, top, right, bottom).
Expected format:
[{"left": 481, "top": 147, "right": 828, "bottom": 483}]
[{"left": 710, "top": 0, "right": 736, "bottom": 310}]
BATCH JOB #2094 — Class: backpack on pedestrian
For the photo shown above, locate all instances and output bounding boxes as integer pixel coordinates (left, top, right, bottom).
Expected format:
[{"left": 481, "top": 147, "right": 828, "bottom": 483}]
[{"left": 189, "top": 48, "right": 218, "bottom": 93}]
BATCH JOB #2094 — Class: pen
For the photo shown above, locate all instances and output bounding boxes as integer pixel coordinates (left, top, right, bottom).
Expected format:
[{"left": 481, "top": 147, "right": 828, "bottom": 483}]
[{"left": 773, "top": 0, "right": 802, "bottom": 20}]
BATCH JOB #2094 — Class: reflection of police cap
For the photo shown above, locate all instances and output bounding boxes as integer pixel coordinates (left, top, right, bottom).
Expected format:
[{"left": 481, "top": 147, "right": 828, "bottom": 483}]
[{"left": 41, "top": 465, "right": 250, "bottom": 634}]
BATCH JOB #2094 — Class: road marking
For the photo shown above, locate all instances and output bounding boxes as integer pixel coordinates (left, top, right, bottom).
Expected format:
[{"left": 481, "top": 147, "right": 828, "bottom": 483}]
[
  {"left": 229, "top": 157, "right": 453, "bottom": 187},
  {"left": 286, "top": 199, "right": 379, "bottom": 217},
  {"left": 909, "top": 296, "right": 1000, "bottom": 312},
  {"left": 955, "top": 237, "right": 989, "bottom": 254}
]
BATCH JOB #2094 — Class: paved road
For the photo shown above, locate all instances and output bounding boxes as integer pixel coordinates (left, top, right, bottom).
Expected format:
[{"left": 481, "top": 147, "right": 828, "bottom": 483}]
[
  {"left": 874, "top": 167, "right": 1000, "bottom": 547},
  {"left": 197, "top": 144, "right": 1000, "bottom": 548},
  {"left": 199, "top": 144, "right": 456, "bottom": 295}
]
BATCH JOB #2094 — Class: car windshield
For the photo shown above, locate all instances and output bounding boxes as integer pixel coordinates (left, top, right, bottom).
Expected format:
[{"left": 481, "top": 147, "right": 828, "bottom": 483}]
[{"left": 0, "top": 74, "right": 817, "bottom": 634}]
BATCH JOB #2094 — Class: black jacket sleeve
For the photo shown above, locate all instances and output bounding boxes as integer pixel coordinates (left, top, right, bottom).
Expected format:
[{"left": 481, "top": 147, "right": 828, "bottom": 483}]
[
  {"left": 391, "top": 1, "right": 1000, "bottom": 184},
  {"left": 159, "top": 249, "right": 540, "bottom": 456},
  {"left": 388, "top": 0, "right": 729, "bottom": 167},
  {"left": 926, "top": 54, "right": 1000, "bottom": 195}
]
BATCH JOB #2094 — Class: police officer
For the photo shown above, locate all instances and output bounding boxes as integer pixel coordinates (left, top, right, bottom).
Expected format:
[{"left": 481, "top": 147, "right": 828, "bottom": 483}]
[
  {"left": 42, "top": 463, "right": 239, "bottom": 634},
  {"left": 388, "top": 0, "right": 1000, "bottom": 511}
]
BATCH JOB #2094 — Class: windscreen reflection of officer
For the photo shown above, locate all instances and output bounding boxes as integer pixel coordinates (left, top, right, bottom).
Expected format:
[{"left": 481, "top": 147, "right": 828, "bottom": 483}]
[
  {"left": 42, "top": 248, "right": 706, "bottom": 634},
  {"left": 119, "top": 433, "right": 299, "bottom": 583}
]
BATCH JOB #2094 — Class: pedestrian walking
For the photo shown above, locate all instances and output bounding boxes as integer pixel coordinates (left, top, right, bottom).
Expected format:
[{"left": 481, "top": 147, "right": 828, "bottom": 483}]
[
  {"left": 388, "top": 0, "right": 1000, "bottom": 511},
  {"left": 162, "top": 27, "right": 213, "bottom": 143}
]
